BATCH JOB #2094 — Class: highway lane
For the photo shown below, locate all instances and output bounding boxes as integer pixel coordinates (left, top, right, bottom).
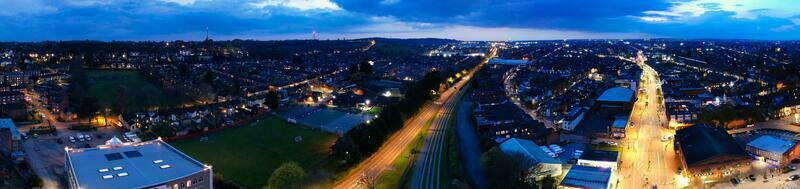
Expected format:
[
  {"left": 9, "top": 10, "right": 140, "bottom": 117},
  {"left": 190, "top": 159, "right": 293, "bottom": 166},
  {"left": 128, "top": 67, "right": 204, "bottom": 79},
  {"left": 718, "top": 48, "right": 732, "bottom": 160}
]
[{"left": 333, "top": 48, "right": 495, "bottom": 189}]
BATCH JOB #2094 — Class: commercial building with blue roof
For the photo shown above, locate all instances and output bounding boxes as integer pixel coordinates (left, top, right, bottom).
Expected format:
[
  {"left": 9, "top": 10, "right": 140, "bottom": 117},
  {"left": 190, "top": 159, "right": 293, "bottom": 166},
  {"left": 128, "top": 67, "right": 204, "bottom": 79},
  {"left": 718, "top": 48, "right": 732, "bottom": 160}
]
[
  {"left": 746, "top": 135, "right": 800, "bottom": 166},
  {"left": 559, "top": 165, "right": 614, "bottom": 189},
  {"left": 65, "top": 138, "right": 212, "bottom": 189}
]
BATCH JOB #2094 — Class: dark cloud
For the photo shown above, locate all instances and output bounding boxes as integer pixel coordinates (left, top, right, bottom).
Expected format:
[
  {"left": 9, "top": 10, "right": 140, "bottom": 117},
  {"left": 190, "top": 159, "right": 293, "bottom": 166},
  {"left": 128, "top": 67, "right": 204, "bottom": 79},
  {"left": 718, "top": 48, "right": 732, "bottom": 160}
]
[{"left": 0, "top": 0, "right": 798, "bottom": 40}]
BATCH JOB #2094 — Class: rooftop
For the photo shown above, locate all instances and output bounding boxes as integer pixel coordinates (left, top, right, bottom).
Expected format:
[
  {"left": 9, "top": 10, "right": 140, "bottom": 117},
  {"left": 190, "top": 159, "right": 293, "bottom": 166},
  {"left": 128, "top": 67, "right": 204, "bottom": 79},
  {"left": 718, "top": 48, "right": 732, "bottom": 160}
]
[
  {"left": 611, "top": 116, "right": 628, "bottom": 129},
  {"left": 597, "top": 87, "right": 634, "bottom": 103},
  {"left": 0, "top": 118, "right": 20, "bottom": 140},
  {"left": 579, "top": 149, "right": 619, "bottom": 162},
  {"left": 499, "top": 138, "right": 561, "bottom": 165},
  {"left": 559, "top": 165, "right": 612, "bottom": 189},
  {"left": 747, "top": 135, "right": 797, "bottom": 155},
  {"left": 65, "top": 139, "right": 208, "bottom": 189},
  {"left": 675, "top": 124, "right": 750, "bottom": 166}
]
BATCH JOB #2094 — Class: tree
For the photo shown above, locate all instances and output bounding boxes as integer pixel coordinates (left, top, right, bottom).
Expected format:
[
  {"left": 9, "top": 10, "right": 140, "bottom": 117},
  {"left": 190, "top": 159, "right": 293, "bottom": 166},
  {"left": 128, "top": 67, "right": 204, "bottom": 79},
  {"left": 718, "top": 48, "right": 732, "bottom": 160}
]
[
  {"left": 264, "top": 91, "right": 280, "bottom": 110},
  {"left": 480, "top": 147, "right": 535, "bottom": 188},
  {"left": 266, "top": 162, "right": 306, "bottom": 189},
  {"left": 76, "top": 97, "right": 98, "bottom": 123}
]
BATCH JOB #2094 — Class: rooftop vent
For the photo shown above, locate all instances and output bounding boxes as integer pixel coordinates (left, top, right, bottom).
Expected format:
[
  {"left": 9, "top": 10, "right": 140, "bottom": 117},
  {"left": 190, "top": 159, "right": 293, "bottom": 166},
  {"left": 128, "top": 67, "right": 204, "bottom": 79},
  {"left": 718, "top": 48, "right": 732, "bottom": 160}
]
[
  {"left": 160, "top": 165, "right": 171, "bottom": 169},
  {"left": 113, "top": 166, "right": 123, "bottom": 171},
  {"left": 117, "top": 172, "right": 129, "bottom": 177},
  {"left": 153, "top": 160, "right": 163, "bottom": 164},
  {"left": 98, "top": 168, "right": 109, "bottom": 173},
  {"left": 102, "top": 175, "right": 114, "bottom": 179}
]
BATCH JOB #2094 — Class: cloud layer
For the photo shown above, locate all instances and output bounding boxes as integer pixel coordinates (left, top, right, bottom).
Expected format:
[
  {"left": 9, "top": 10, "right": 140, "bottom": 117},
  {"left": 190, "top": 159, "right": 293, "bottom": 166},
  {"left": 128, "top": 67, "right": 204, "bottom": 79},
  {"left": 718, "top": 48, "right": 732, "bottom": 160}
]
[{"left": 0, "top": 0, "right": 798, "bottom": 41}]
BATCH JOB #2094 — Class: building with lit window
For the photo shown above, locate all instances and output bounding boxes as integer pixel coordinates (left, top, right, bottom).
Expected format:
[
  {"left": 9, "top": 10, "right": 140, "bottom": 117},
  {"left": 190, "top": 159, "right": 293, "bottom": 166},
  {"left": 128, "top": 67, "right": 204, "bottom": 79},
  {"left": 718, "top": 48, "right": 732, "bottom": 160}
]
[
  {"left": 666, "top": 102, "right": 699, "bottom": 126},
  {"left": 65, "top": 138, "right": 212, "bottom": 189}
]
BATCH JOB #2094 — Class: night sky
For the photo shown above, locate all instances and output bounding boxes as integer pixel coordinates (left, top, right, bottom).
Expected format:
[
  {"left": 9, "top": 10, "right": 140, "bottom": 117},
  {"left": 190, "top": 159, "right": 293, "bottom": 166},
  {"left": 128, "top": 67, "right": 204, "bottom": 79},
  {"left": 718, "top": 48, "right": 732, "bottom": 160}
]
[{"left": 1, "top": 0, "right": 799, "bottom": 41}]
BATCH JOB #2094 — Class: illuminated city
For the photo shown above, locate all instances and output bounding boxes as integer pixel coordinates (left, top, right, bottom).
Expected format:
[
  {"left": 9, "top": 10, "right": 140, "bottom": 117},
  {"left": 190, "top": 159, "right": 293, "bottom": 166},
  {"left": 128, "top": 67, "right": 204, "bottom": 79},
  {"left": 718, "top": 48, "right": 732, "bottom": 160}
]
[{"left": 1, "top": 1, "right": 800, "bottom": 189}]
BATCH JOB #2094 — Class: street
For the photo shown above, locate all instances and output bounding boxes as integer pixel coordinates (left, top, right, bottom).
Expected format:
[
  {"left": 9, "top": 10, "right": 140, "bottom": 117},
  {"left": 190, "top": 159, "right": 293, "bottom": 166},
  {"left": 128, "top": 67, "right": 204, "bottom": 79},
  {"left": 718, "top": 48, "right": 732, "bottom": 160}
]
[{"left": 617, "top": 50, "right": 682, "bottom": 189}]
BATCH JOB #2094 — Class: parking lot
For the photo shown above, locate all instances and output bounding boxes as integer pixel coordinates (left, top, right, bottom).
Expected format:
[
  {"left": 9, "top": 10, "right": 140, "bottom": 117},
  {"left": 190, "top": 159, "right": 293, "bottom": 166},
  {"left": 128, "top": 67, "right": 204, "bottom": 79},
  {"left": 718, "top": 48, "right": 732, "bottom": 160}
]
[{"left": 19, "top": 125, "right": 126, "bottom": 188}]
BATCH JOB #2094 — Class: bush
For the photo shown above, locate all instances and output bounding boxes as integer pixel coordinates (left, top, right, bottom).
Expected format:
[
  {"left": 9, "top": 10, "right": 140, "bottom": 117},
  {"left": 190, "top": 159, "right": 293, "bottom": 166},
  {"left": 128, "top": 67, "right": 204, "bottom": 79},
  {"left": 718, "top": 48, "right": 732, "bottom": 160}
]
[
  {"left": 28, "top": 176, "right": 43, "bottom": 188},
  {"left": 213, "top": 174, "right": 241, "bottom": 189}
]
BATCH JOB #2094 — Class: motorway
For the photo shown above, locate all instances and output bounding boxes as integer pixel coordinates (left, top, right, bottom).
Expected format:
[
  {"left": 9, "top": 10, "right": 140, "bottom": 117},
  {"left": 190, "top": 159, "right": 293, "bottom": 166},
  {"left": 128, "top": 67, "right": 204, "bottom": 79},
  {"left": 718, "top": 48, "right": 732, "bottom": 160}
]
[
  {"left": 617, "top": 50, "right": 683, "bottom": 189},
  {"left": 332, "top": 48, "right": 495, "bottom": 189}
]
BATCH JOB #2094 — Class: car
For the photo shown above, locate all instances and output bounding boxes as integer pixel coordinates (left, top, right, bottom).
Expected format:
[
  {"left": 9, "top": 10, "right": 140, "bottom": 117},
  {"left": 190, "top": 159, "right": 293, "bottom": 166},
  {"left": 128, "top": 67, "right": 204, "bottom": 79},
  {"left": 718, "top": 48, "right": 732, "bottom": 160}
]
[
  {"left": 730, "top": 178, "right": 739, "bottom": 185},
  {"left": 86, "top": 135, "right": 92, "bottom": 141},
  {"left": 791, "top": 165, "right": 798, "bottom": 171},
  {"left": 21, "top": 133, "right": 29, "bottom": 140},
  {"left": 69, "top": 136, "right": 76, "bottom": 143},
  {"left": 748, "top": 174, "right": 756, "bottom": 181},
  {"left": 787, "top": 175, "right": 800, "bottom": 181},
  {"left": 661, "top": 135, "right": 674, "bottom": 142},
  {"left": 747, "top": 124, "right": 755, "bottom": 128}
]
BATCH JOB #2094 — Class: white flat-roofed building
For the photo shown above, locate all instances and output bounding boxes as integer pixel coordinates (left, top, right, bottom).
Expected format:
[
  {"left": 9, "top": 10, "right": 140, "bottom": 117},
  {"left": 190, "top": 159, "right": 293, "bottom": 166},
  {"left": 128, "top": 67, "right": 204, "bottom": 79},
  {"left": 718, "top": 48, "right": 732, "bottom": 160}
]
[
  {"left": 499, "top": 138, "right": 563, "bottom": 179},
  {"left": 65, "top": 137, "right": 212, "bottom": 189}
]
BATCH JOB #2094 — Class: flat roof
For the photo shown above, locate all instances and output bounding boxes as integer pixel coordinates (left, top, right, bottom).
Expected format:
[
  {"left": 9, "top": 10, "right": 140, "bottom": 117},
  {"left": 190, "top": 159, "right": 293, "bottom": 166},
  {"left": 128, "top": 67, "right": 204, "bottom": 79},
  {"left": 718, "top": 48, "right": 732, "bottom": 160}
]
[
  {"left": 611, "top": 116, "right": 628, "bottom": 129},
  {"left": 597, "top": 87, "right": 634, "bottom": 103},
  {"left": 560, "top": 165, "right": 612, "bottom": 189},
  {"left": 579, "top": 149, "right": 619, "bottom": 162},
  {"left": 747, "top": 135, "right": 797, "bottom": 155},
  {"left": 65, "top": 139, "right": 207, "bottom": 189},
  {"left": 499, "top": 138, "right": 561, "bottom": 165},
  {"left": 0, "top": 118, "right": 20, "bottom": 140}
]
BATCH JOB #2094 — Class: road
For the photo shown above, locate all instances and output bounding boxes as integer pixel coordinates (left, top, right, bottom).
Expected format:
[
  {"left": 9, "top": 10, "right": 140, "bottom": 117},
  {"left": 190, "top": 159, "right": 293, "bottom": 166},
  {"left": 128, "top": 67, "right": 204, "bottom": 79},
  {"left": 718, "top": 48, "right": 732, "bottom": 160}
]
[
  {"left": 332, "top": 48, "right": 494, "bottom": 189},
  {"left": 408, "top": 77, "right": 469, "bottom": 188},
  {"left": 618, "top": 50, "right": 683, "bottom": 189},
  {"left": 408, "top": 48, "right": 495, "bottom": 189}
]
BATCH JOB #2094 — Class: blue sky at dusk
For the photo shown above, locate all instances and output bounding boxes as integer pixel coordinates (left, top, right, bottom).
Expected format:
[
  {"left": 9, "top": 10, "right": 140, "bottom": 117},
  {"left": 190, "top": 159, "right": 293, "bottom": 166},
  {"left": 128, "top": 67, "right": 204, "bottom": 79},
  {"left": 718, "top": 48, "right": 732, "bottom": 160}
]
[{"left": 1, "top": 0, "right": 799, "bottom": 41}]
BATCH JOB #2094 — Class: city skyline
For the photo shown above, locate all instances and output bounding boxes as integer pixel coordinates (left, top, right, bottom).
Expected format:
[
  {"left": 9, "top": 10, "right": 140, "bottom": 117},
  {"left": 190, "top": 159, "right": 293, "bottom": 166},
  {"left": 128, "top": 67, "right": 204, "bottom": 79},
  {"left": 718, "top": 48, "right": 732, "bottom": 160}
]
[{"left": 1, "top": 0, "right": 800, "bottom": 41}]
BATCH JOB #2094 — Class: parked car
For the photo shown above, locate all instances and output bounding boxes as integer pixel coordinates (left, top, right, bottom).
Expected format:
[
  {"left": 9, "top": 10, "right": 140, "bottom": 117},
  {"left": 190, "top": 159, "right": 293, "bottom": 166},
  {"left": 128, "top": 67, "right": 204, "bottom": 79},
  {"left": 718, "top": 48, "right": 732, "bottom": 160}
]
[
  {"left": 787, "top": 175, "right": 800, "bottom": 181},
  {"left": 730, "top": 178, "right": 740, "bottom": 186},
  {"left": 748, "top": 174, "right": 756, "bottom": 181},
  {"left": 69, "top": 136, "right": 76, "bottom": 143},
  {"left": 21, "top": 133, "right": 29, "bottom": 140},
  {"left": 86, "top": 135, "right": 92, "bottom": 141}
]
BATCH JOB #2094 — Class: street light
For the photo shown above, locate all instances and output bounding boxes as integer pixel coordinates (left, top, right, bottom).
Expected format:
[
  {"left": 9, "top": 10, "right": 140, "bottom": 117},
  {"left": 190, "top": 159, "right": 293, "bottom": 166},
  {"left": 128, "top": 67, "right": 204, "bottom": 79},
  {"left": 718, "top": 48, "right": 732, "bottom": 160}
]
[{"left": 795, "top": 113, "right": 799, "bottom": 124}]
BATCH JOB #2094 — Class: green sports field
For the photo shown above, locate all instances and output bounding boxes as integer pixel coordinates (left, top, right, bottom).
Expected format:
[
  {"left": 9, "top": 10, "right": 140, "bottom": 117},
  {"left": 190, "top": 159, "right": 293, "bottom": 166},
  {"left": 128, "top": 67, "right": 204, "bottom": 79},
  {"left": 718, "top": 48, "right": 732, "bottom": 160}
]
[{"left": 170, "top": 116, "right": 338, "bottom": 188}]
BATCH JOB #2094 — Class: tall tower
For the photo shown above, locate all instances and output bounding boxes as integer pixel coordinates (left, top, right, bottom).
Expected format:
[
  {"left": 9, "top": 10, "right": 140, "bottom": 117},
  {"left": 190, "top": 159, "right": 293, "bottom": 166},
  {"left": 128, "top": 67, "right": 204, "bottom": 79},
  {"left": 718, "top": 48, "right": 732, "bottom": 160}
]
[
  {"left": 205, "top": 26, "right": 209, "bottom": 41},
  {"left": 312, "top": 30, "right": 317, "bottom": 40}
]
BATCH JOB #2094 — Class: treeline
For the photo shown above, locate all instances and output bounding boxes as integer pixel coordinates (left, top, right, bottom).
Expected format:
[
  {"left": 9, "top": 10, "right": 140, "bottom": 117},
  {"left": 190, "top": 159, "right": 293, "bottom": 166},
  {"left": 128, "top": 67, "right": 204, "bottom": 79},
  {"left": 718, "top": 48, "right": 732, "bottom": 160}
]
[{"left": 330, "top": 70, "right": 442, "bottom": 167}]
